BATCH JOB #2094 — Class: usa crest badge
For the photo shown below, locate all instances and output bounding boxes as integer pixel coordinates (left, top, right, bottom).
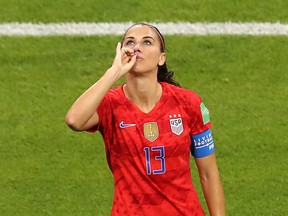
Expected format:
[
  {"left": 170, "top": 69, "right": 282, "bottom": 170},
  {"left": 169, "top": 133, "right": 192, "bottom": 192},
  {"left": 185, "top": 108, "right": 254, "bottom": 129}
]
[
  {"left": 169, "top": 114, "right": 184, "bottom": 135},
  {"left": 144, "top": 122, "right": 159, "bottom": 142}
]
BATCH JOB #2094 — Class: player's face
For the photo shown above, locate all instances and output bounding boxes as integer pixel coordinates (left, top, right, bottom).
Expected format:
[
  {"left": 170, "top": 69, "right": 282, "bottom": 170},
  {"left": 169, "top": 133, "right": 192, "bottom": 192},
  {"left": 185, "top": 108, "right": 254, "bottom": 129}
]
[{"left": 122, "top": 25, "right": 166, "bottom": 74}]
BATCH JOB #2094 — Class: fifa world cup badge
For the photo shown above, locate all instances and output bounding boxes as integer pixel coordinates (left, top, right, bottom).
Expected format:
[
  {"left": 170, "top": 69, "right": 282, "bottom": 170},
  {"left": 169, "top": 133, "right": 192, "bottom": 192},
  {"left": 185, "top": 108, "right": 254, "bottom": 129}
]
[
  {"left": 144, "top": 122, "right": 159, "bottom": 142},
  {"left": 169, "top": 114, "right": 184, "bottom": 135}
]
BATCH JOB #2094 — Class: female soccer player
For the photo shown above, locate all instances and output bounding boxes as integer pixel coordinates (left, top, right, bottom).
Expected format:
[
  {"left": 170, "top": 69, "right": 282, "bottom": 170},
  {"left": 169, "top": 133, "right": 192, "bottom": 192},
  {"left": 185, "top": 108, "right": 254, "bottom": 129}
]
[{"left": 65, "top": 23, "right": 225, "bottom": 215}]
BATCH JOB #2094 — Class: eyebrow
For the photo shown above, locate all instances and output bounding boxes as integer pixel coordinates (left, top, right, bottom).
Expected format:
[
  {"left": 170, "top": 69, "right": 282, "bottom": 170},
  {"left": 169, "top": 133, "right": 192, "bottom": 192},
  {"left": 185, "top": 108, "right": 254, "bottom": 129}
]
[{"left": 124, "top": 36, "right": 156, "bottom": 41}]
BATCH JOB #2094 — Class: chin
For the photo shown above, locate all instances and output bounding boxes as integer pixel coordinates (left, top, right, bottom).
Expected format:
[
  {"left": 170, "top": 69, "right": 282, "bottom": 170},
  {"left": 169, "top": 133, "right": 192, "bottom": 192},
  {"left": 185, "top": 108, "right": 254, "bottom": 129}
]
[{"left": 130, "top": 65, "right": 144, "bottom": 73}]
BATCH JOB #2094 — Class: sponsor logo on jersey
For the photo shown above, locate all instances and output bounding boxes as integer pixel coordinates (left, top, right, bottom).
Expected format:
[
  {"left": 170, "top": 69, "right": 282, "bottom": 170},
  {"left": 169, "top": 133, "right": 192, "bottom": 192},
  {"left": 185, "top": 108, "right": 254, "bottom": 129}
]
[
  {"left": 200, "top": 102, "right": 210, "bottom": 124},
  {"left": 144, "top": 122, "right": 159, "bottom": 142},
  {"left": 169, "top": 114, "right": 184, "bottom": 135},
  {"left": 119, "top": 121, "right": 136, "bottom": 128}
]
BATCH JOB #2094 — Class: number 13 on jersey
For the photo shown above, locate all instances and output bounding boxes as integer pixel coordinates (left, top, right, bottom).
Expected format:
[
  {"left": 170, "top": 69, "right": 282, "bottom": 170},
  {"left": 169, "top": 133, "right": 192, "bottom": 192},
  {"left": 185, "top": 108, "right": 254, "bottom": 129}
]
[{"left": 143, "top": 146, "right": 166, "bottom": 175}]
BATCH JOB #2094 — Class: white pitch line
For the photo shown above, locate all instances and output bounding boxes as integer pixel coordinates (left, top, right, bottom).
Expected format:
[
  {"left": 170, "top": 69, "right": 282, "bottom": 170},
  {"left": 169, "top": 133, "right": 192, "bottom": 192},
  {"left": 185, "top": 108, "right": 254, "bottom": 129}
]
[{"left": 0, "top": 22, "right": 288, "bottom": 36}]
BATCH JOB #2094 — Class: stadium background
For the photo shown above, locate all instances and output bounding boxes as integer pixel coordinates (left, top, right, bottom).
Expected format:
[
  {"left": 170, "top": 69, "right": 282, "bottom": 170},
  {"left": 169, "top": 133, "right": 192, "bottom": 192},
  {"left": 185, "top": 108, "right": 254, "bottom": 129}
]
[{"left": 0, "top": 0, "right": 287, "bottom": 215}]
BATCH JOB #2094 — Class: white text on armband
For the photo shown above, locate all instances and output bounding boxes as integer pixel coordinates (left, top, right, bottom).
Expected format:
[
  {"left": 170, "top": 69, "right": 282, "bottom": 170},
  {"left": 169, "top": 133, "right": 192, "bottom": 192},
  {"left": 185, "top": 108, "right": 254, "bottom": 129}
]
[{"left": 191, "top": 129, "right": 215, "bottom": 158}]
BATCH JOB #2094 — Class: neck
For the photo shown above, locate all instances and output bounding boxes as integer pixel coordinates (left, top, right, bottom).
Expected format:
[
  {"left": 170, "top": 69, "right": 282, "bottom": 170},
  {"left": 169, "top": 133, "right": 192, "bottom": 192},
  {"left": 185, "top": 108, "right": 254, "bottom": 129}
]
[{"left": 123, "top": 77, "right": 162, "bottom": 113}]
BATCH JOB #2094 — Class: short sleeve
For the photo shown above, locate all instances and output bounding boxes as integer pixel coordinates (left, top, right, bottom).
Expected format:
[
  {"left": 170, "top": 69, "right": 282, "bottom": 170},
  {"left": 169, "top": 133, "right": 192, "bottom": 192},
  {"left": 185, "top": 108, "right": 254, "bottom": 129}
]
[
  {"left": 189, "top": 94, "right": 212, "bottom": 135},
  {"left": 86, "top": 93, "right": 111, "bottom": 133},
  {"left": 188, "top": 94, "right": 215, "bottom": 158}
]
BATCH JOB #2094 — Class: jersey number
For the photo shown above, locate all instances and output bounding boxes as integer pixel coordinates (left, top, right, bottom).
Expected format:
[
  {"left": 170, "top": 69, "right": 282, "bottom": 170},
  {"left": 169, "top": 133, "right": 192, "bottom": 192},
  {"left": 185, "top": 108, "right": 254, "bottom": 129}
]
[{"left": 143, "top": 146, "right": 166, "bottom": 175}]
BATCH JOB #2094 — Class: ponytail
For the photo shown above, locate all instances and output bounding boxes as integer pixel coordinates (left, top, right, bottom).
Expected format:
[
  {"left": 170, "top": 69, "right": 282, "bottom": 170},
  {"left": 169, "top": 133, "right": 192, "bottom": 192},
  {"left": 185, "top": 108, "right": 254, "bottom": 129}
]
[{"left": 158, "top": 63, "right": 180, "bottom": 87}]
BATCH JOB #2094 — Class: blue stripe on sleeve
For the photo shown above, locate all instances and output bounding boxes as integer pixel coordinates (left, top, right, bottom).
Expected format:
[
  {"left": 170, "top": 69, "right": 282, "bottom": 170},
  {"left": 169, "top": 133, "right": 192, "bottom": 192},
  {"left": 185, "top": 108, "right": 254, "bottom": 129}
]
[{"left": 191, "top": 129, "right": 215, "bottom": 158}]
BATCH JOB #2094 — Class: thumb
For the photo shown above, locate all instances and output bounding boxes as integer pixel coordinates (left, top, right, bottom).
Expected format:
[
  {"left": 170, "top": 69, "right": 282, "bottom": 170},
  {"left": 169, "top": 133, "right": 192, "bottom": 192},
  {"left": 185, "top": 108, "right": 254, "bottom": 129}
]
[
  {"left": 128, "top": 54, "right": 137, "bottom": 66},
  {"left": 122, "top": 54, "right": 137, "bottom": 74}
]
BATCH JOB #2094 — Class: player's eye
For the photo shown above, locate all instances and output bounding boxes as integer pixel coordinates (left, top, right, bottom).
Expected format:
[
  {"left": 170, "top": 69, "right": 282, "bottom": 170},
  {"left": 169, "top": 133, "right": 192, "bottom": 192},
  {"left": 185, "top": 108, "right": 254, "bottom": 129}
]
[
  {"left": 143, "top": 40, "right": 152, "bottom": 45},
  {"left": 125, "top": 40, "right": 134, "bottom": 45}
]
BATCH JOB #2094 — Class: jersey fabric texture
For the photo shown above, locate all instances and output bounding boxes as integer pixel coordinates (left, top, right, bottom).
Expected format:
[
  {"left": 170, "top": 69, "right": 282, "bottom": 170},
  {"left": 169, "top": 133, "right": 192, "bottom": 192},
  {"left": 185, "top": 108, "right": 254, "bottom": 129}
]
[{"left": 90, "top": 82, "right": 212, "bottom": 216}]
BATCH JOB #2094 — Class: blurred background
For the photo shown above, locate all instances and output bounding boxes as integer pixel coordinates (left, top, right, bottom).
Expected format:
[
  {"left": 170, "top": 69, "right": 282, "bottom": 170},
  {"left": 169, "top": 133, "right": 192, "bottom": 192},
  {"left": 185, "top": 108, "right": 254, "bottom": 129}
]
[{"left": 0, "top": 0, "right": 287, "bottom": 215}]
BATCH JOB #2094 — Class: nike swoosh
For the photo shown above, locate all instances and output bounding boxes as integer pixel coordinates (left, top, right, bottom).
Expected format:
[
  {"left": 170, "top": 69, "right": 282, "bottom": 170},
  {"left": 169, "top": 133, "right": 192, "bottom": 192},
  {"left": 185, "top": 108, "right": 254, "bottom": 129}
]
[{"left": 119, "top": 121, "right": 136, "bottom": 128}]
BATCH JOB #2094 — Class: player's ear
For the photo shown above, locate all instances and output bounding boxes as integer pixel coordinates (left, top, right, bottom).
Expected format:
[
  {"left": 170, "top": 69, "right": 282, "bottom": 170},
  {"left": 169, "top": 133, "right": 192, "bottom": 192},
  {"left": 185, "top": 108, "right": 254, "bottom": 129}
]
[{"left": 158, "top": 52, "right": 166, "bottom": 66}]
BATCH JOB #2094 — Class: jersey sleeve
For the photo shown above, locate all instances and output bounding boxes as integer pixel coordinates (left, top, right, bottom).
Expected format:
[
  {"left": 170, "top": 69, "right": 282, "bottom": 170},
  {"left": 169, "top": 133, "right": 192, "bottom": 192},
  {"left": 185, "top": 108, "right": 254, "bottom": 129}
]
[
  {"left": 86, "top": 93, "right": 111, "bottom": 133},
  {"left": 188, "top": 93, "right": 215, "bottom": 158}
]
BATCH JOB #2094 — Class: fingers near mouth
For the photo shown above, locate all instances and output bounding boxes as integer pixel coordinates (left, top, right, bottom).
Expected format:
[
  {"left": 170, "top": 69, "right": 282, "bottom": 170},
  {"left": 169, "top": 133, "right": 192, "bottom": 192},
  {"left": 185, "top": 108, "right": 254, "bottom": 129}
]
[{"left": 126, "top": 51, "right": 135, "bottom": 57}]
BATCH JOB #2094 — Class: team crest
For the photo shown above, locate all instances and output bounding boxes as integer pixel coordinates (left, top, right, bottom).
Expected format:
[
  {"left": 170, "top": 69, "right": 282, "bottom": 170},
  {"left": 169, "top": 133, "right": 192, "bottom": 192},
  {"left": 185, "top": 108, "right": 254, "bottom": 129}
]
[
  {"left": 144, "top": 122, "right": 159, "bottom": 142},
  {"left": 169, "top": 114, "right": 184, "bottom": 135}
]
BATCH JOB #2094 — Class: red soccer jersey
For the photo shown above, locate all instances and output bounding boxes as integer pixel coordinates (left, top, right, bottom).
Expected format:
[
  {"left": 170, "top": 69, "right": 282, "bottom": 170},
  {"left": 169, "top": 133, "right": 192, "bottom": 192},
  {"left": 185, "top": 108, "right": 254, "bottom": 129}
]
[{"left": 92, "top": 82, "right": 211, "bottom": 216}]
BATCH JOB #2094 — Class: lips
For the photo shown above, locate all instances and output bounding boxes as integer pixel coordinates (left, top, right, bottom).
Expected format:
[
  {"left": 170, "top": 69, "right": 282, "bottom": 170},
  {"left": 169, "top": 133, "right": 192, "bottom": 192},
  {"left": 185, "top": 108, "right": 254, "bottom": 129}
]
[{"left": 136, "top": 54, "right": 143, "bottom": 60}]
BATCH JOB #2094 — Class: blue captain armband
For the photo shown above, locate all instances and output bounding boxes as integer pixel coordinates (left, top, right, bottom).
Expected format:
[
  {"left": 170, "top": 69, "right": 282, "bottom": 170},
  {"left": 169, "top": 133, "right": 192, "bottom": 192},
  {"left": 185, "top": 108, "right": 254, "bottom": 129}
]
[{"left": 191, "top": 129, "right": 215, "bottom": 158}]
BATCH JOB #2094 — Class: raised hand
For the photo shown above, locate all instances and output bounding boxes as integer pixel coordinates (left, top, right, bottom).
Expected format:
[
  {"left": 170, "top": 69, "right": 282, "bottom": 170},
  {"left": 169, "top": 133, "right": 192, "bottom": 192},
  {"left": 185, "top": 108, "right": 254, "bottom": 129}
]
[{"left": 110, "top": 42, "right": 137, "bottom": 79}]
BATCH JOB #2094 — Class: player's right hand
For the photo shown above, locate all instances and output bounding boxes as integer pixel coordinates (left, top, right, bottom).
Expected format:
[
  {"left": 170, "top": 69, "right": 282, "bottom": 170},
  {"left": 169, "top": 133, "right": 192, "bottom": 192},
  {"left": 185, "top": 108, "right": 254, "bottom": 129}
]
[{"left": 110, "top": 42, "right": 137, "bottom": 78}]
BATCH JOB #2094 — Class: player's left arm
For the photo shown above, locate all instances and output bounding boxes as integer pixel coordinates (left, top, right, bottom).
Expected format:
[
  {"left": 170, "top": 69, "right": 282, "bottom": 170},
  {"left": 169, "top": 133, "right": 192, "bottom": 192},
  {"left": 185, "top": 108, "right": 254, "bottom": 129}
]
[{"left": 195, "top": 153, "right": 225, "bottom": 216}]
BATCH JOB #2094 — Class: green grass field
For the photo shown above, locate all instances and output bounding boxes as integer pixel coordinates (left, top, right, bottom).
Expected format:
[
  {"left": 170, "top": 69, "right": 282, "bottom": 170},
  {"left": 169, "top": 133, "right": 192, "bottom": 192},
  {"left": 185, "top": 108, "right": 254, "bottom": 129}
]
[{"left": 1, "top": 1, "right": 288, "bottom": 215}]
